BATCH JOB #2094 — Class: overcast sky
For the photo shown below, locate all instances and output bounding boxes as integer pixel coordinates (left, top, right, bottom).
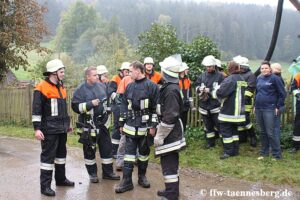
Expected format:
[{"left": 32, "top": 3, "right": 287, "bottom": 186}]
[{"left": 191, "top": 0, "right": 297, "bottom": 10}]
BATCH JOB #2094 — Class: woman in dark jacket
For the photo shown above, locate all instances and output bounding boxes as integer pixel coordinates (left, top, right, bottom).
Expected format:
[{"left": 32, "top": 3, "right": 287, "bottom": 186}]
[{"left": 255, "top": 61, "right": 286, "bottom": 160}]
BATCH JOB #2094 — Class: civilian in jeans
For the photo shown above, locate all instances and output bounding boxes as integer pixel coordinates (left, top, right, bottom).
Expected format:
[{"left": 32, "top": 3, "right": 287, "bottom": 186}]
[
  {"left": 255, "top": 61, "right": 286, "bottom": 160},
  {"left": 271, "top": 63, "right": 286, "bottom": 140}
]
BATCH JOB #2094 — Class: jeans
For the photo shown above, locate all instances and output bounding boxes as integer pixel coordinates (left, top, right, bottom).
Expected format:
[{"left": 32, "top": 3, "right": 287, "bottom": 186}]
[
  {"left": 255, "top": 108, "right": 281, "bottom": 159},
  {"left": 274, "top": 106, "right": 285, "bottom": 139}
]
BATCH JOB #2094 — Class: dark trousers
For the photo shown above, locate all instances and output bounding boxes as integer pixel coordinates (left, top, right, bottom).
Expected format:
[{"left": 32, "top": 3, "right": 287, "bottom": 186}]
[
  {"left": 180, "top": 111, "right": 188, "bottom": 132},
  {"left": 111, "top": 105, "right": 121, "bottom": 156},
  {"left": 40, "top": 133, "right": 67, "bottom": 189},
  {"left": 83, "top": 125, "right": 113, "bottom": 176},
  {"left": 238, "top": 112, "right": 255, "bottom": 143},
  {"left": 220, "top": 123, "right": 239, "bottom": 156},
  {"left": 293, "top": 101, "right": 300, "bottom": 149},
  {"left": 123, "top": 136, "right": 150, "bottom": 175},
  {"left": 202, "top": 113, "right": 219, "bottom": 146},
  {"left": 161, "top": 152, "right": 179, "bottom": 200}
]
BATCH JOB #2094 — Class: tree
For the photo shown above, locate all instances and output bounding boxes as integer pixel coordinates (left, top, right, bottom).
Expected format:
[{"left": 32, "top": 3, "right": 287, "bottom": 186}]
[
  {"left": 0, "top": 0, "right": 48, "bottom": 81},
  {"left": 181, "top": 35, "right": 220, "bottom": 81},
  {"left": 137, "top": 23, "right": 183, "bottom": 65},
  {"left": 55, "top": 1, "right": 99, "bottom": 53}
]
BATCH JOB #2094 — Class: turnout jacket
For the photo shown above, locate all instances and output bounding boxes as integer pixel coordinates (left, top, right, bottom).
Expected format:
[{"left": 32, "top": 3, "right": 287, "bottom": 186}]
[
  {"left": 146, "top": 70, "right": 163, "bottom": 84},
  {"left": 119, "top": 77, "right": 159, "bottom": 137},
  {"left": 195, "top": 71, "right": 224, "bottom": 114},
  {"left": 71, "top": 81, "right": 108, "bottom": 126},
  {"left": 291, "top": 72, "right": 300, "bottom": 97},
  {"left": 108, "top": 74, "right": 122, "bottom": 105},
  {"left": 179, "top": 76, "right": 193, "bottom": 112},
  {"left": 32, "top": 78, "right": 70, "bottom": 134},
  {"left": 240, "top": 68, "right": 256, "bottom": 112},
  {"left": 212, "top": 73, "right": 247, "bottom": 123},
  {"left": 155, "top": 82, "right": 186, "bottom": 157}
]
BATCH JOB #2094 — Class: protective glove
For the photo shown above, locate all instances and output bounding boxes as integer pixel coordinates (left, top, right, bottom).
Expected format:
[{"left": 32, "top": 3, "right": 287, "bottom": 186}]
[{"left": 154, "top": 123, "right": 173, "bottom": 147}]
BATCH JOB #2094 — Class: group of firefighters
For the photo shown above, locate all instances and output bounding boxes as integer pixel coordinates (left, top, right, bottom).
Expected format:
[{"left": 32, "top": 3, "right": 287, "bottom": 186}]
[{"left": 32, "top": 53, "right": 300, "bottom": 199}]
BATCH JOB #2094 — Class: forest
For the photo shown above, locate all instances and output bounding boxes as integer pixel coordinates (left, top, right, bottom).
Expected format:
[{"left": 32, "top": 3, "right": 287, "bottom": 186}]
[{"left": 40, "top": 0, "right": 300, "bottom": 62}]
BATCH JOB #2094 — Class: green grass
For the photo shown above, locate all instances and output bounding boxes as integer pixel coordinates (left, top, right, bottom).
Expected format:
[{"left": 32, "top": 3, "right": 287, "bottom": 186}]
[
  {"left": 1, "top": 123, "right": 298, "bottom": 187},
  {"left": 12, "top": 42, "right": 51, "bottom": 81},
  {"left": 0, "top": 123, "right": 81, "bottom": 148},
  {"left": 179, "top": 138, "right": 300, "bottom": 186},
  {"left": 12, "top": 68, "right": 31, "bottom": 80}
]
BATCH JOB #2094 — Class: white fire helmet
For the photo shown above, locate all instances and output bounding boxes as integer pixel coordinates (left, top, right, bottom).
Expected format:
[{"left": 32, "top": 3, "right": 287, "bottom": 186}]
[
  {"left": 201, "top": 55, "right": 217, "bottom": 67},
  {"left": 43, "top": 59, "right": 65, "bottom": 76},
  {"left": 159, "top": 54, "right": 183, "bottom": 78},
  {"left": 143, "top": 57, "right": 154, "bottom": 65},
  {"left": 96, "top": 65, "right": 108, "bottom": 75}
]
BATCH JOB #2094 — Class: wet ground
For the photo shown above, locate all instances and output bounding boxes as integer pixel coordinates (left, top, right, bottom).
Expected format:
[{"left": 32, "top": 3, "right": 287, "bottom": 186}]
[{"left": 1, "top": 136, "right": 300, "bottom": 200}]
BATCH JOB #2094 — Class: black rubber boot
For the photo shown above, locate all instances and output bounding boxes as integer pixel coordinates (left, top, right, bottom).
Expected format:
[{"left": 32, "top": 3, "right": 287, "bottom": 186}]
[
  {"left": 41, "top": 169, "right": 55, "bottom": 196},
  {"left": 56, "top": 178, "right": 75, "bottom": 186},
  {"left": 102, "top": 163, "right": 120, "bottom": 180},
  {"left": 41, "top": 187, "right": 55, "bottom": 197},
  {"left": 157, "top": 189, "right": 165, "bottom": 196},
  {"left": 89, "top": 174, "right": 99, "bottom": 183},
  {"left": 115, "top": 167, "right": 134, "bottom": 193},
  {"left": 137, "top": 160, "right": 150, "bottom": 188},
  {"left": 138, "top": 174, "right": 150, "bottom": 188}
]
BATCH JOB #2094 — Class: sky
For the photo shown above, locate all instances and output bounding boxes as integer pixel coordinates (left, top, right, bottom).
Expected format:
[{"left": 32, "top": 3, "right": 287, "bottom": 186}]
[{"left": 191, "top": 0, "right": 297, "bottom": 10}]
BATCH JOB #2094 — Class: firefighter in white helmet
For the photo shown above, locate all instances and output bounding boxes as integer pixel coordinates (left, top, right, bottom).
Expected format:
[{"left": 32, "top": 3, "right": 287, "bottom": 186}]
[
  {"left": 233, "top": 55, "right": 257, "bottom": 147},
  {"left": 32, "top": 59, "right": 74, "bottom": 196},
  {"left": 109, "top": 62, "right": 131, "bottom": 158},
  {"left": 195, "top": 55, "right": 225, "bottom": 148},
  {"left": 143, "top": 57, "right": 163, "bottom": 84},
  {"left": 154, "top": 54, "right": 186, "bottom": 200}
]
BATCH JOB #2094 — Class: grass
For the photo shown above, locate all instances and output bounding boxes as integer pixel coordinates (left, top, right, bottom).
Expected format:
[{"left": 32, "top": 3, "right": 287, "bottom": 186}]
[
  {"left": 0, "top": 122, "right": 81, "bottom": 148},
  {"left": 12, "top": 42, "right": 52, "bottom": 81},
  {"left": 2, "top": 123, "right": 300, "bottom": 187}
]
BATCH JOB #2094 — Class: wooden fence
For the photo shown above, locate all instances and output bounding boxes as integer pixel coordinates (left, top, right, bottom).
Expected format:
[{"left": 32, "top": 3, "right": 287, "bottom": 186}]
[{"left": 0, "top": 85, "right": 295, "bottom": 127}]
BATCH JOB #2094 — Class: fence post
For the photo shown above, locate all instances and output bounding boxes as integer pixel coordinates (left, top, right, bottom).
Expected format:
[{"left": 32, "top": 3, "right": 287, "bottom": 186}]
[{"left": 27, "top": 85, "right": 32, "bottom": 125}]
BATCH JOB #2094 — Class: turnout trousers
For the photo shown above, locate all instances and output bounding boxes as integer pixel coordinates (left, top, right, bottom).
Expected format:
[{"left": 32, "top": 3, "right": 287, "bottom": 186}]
[
  {"left": 83, "top": 125, "right": 114, "bottom": 176},
  {"left": 160, "top": 152, "right": 179, "bottom": 200},
  {"left": 40, "top": 133, "right": 67, "bottom": 190},
  {"left": 201, "top": 112, "right": 219, "bottom": 146},
  {"left": 111, "top": 105, "right": 121, "bottom": 157},
  {"left": 220, "top": 122, "right": 239, "bottom": 156},
  {"left": 123, "top": 136, "right": 150, "bottom": 177}
]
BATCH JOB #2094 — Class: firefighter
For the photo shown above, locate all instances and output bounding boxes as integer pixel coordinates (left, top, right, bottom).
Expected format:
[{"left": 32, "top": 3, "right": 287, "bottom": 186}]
[
  {"left": 195, "top": 55, "right": 225, "bottom": 148},
  {"left": 115, "top": 64, "right": 135, "bottom": 171},
  {"left": 211, "top": 61, "right": 247, "bottom": 159},
  {"left": 109, "top": 62, "right": 131, "bottom": 158},
  {"left": 290, "top": 71, "right": 300, "bottom": 153},
  {"left": 179, "top": 62, "right": 195, "bottom": 132},
  {"left": 97, "top": 65, "right": 111, "bottom": 128},
  {"left": 72, "top": 66, "right": 120, "bottom": 183},
  {"left": 233, "top": 56, "right": 257, "bottom": 147},
  {"left": 144, "top": 57, "right": 163, "bottom": 84},
  {"left": 32, "top": 59, "right": 74, "bottom": 197},
  {"left": 215, "top": 58, "right": 227, "bottom": 77},
  {"left": 154, "top": 54, "right": 186, "bottom": 200},
  {"left": 115, "top": 61, "right": 159, "bottom": 193}
]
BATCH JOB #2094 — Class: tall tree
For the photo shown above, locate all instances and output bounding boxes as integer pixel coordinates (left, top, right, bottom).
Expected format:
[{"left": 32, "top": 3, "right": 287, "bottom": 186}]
[
  {"left": 137, "top": 23, "right": 183, "bottom": 65},
  {"left": 55, "top": 1, "right": 98, "bottom": 53},
  {"left": 181, "top": 35, "right": 220, "bottom": 81},
  {"left": 0, "top": 0, "right": 48, "bottom": 81}
]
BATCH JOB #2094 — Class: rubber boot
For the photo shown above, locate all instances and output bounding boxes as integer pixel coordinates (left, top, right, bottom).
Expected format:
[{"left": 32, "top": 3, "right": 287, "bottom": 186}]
[{"left": 115, "top": 167, "right": 134, "bottom": 193}]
